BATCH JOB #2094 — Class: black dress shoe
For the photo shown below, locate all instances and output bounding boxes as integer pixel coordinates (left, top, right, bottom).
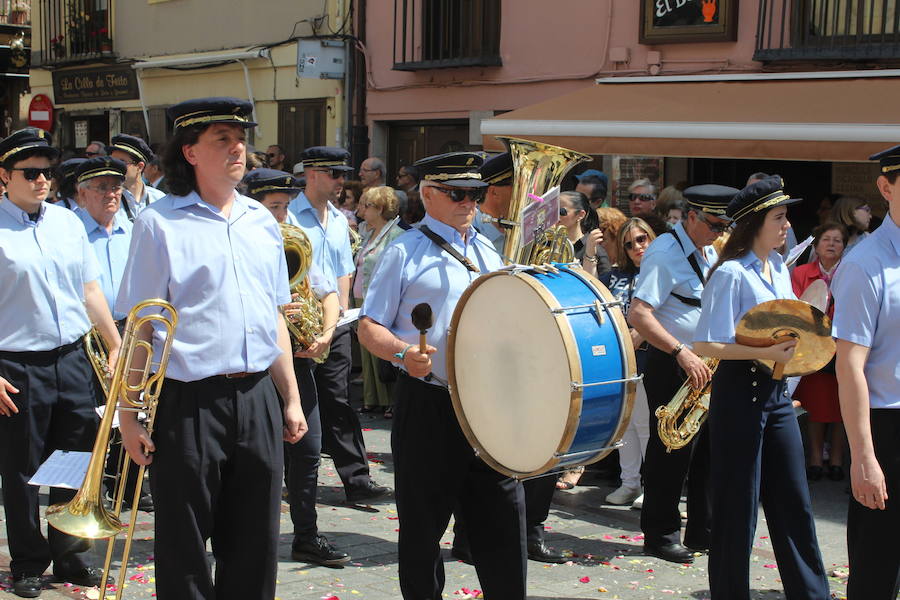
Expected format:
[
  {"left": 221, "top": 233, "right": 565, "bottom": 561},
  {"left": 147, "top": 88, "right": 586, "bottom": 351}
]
[
  {"left": 12, "top": 575, "right": 43, "bottom": 598},
  {"left": 806, "top": 465, "right": 824, "bottom": 481},
  {"left": 291, "top": 534, "right": 351, "bottom": 567},
  {"left": 137, "top": 492, "right": 155, "bottom": 512},
  {"left": 53, "top": 567, "right": 102, "bottom": 587},
  {"left": 450, "top": 546, "right": 473, "bottom": 565},
  {"left": 643, "top": 542, "right": 695, "bottom": 564},
  {"left": 527, "top": 541, "right": 568, "bottom": 564},
  {"left": 346, "top": 480, "right": 390, "bottom": 503},
  {"left": 828, "top": 465, "right": 845, "bottom": 481}
]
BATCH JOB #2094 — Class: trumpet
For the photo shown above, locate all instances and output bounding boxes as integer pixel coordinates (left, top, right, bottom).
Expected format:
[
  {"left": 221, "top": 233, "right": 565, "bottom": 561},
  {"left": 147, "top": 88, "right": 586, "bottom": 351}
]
[
  {"left": 281, "top": 223, "right": 328, "bottom": 363},
  {"left": 47, "top": 299, "right": 178, "bottom": 600},
  {"left": 655, "top": 357, "right": 718, "bottom": 452}
]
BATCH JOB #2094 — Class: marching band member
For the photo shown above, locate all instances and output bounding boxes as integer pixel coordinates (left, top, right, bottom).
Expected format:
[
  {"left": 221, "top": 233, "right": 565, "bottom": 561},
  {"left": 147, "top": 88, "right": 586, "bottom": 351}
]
[
  {"left": 115, "top": 98, "right": 307, "bottom": 600},
  {"left": 832, "top": 146, "right": 900, "bottom": 599},
  {"left": 107, "top": 134, "right": 165, "bottom": 220},
  {"left": 0, "top": 128, "right": 121, "bottom": 598},
  {"left": 627, "top": 184, "right": 735, "bottom": 563},
  {"left": 472, "top": 151, "right": 513, "bottom": 253},
  {"left": 52, "top": 157, "right": 86, "bottom": 211},
  {"left": 288, "top": 147, "right": 389, "bottom": 503},
  {"left": 358, "top": 152, "right": 527, "bottom": 600},
  {"left": 693, "top": 176, "right": 829, "bottom": 600},
  {"left": 244, "top": 168, "right": 348, "bottom": 566}
]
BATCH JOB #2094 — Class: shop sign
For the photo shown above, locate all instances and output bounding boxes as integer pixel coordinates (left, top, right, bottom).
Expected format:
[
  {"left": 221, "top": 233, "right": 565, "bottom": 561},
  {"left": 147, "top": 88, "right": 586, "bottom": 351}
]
[
  {"left": 52, "top": 65, "right": 140, "bottom": 104},
  {"left": 640, "top": 0, "right": 739, "bottom": 44}
]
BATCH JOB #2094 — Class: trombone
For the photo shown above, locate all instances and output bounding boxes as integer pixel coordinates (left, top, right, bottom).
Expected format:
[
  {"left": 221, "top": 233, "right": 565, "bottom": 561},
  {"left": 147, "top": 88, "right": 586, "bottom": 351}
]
[{"left": 46, "top": 299, "right": 178, "bottom": 600}]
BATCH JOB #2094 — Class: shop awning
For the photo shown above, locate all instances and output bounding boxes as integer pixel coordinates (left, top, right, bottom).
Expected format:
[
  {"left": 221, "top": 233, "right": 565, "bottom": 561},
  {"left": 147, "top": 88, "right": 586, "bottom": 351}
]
[{"left": 480, "top": 71, "right": 900, "bottom": 162}]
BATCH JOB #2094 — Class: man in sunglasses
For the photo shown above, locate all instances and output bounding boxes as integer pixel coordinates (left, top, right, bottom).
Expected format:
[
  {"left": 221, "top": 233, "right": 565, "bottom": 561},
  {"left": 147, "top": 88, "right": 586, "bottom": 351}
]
[
  {"left": 628, "top": 178, "right": 658, "bottom": 217},
  {"left": 627, "top": 183, "right": 737, "bottom": 565},
  {"left": 266, "top": 144, "right": 286, "bottom": 172},
  {"left": 358, "top": 152, "right": 527, "bottom": 600},
  {"left": 83, "top": 141, "right": 106, "bottom": 158},
  {"left": 288, "top": 147, "right": 390, "bottom": 513},
  {"left": 0, "top": 129, "right": 121, "bottom": 598}
]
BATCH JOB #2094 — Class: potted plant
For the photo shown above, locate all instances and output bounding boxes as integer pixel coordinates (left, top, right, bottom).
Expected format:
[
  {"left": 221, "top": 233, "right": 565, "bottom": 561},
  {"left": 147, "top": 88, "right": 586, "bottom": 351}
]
[
  {"left": 51, "top": 34, "right": 66, "bottom": 59},
  {"left": 10, "top": 0, "right": 29, "bottom": 25},
  {"left": 98, "top": 27, "right": 112, "bottom": 52}
]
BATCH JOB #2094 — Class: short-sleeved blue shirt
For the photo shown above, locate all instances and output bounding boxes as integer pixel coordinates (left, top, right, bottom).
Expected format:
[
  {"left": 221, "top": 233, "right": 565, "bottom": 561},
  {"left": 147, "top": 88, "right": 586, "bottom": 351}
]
[
  {"left": 0, "top": 198, "right": 101, "bottom": 351},
  {"left": 287, "top": 192, "right": 354, "bottom": 287},
  {"left": 115, "top": 191, "right": 291, "bottom": 382},
  {"left": 77, "top": 209, "right": 132, "bottom": 320},
  {"left": 694, "top": 250, "right": 795, "bottom": 345},
  {"left": 831, "top": 215, "right": 900, "bottom": 409},
  {"left": 361, "top": 214, "right": 503, "bottom": 386}
]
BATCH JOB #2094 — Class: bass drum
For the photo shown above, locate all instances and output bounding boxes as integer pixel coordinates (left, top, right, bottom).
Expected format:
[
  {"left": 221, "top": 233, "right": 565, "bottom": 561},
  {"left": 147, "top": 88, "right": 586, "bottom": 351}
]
[{"left": 447, "top": 265, "right": 638, "bottom": 478}]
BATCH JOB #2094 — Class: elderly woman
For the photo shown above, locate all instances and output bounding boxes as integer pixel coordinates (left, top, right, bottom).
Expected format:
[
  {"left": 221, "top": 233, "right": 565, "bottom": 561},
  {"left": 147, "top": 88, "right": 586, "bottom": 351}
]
[
  {"left": 599, "top": 217, "right": 656, "bottom": 507},
  {"left": 791, "top": 222, "right": 849, "bottom": 482},
  {"left": 832, "top": 196, "right": 872, "bottom": 252},
  {"left": 353, "top": 186, "right": 405, "bottom": 416}
]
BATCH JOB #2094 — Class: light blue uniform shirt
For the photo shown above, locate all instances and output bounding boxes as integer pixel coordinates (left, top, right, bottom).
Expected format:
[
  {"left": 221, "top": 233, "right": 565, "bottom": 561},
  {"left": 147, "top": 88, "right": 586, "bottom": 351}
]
[
  {"left": 307, "top": 263, "right": 336, "bottom": 299},
  {"left": 632, "top": 221, "right": 717, "bottom": 347},
  {"left": 115, "top": 191, "right": 291, "bottom": 382},
  {"left": 0, "top": 199, "right": 101, "bottom": 351},
  {"left": 831, "top": 215, "right": 900, "bottom": 409},
  {"left": 694, "top": 250, "right": 795, "bottom": 345},
  {"left": 361, "top": 214, "right": 503, "bottom": 387},
  {"left": 288, "top": 192, "right": 354, "bottom": 287},
  {"left": 77, "top": 209, "right": 132, "bottom": 320},
  {"left": 120, "top": 184, "right": 166, "bottom": 221}
]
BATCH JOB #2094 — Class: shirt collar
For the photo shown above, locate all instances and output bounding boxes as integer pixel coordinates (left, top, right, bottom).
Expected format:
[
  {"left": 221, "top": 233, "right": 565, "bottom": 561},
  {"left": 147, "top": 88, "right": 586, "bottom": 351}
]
[
  {"left": 420, "top": 213, "right": 477, "bottom": 245},
  {"left": 293, "top": 191, "right": 340, "bottom": 217},
  {"left": 737, "top": 249, "right": 783, "bottom": 269},
  {"left": 0, "top": 195, "right": 45, "bottom": 224},
  {"left": 882, "top": 212, "right": 900, "bottom": 257},
  {"left": 171, "top": 190, "right": 256, "bottom": 220},
  {"left": 78, "top": 208, "right": 128, "bottom": 235}
]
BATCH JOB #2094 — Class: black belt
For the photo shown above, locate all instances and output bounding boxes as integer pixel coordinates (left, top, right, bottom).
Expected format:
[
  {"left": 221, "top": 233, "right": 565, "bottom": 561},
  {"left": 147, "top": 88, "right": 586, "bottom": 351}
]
[
  {"left": 0, "top": 339, "right": 84, "bottom": 362},
  {"left": 166, "top": 371, "right": 269, "bottom": 386}
]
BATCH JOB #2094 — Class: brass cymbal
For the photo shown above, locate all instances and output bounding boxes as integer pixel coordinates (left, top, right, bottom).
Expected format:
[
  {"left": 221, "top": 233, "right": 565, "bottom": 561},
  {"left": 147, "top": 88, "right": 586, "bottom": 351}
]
[{"left": 735, "top": 299, "right": 835, "bottom": 377}]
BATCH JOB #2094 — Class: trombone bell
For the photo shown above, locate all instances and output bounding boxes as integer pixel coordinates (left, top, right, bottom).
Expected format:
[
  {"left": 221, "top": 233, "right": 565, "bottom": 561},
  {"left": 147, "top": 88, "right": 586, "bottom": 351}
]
[{"left": 45, "top": 496, "right": 124, "bottom": 539}]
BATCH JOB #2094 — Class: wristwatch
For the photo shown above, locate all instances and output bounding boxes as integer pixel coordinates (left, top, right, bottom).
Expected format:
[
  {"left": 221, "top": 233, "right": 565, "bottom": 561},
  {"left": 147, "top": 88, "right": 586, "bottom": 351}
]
[{"left": 671, "top": 342, "right": 685, "bottom": 357}]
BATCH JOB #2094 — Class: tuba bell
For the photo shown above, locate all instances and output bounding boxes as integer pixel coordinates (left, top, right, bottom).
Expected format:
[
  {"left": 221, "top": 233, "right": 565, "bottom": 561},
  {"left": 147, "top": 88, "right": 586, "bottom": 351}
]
[
  {"left": 498, "top": 137, "right": 591, "bottom": 265},
  {"left": 280, "top": 223, "right": 328, "bottom": 362}
]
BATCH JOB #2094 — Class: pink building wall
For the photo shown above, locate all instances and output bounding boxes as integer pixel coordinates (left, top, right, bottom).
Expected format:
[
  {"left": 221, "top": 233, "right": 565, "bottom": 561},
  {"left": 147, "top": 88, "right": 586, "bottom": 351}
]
[{"left": 365, "top": 0, "right": 766, "bottom": 129}]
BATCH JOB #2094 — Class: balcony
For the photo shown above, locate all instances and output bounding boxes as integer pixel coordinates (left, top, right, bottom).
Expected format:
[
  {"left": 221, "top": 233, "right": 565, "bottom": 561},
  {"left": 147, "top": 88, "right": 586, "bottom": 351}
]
[
  {"left": 393, "top": 0, "right": 501, "bottom": 71},
  {"left": 755, "top": 0, "right": 900, "bottom": 61},
  {"left": 33, "top": 0, "right": 114, "bottom": 66},
  {"left": 0, "top": 0, "right": 31, "bottom": 29}
]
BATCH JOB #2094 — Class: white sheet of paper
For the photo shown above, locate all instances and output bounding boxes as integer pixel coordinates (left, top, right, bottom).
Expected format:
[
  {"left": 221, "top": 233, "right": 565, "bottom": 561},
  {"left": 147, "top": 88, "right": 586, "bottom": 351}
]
[
  {"left": 95, "top": 403, "right": 119, "bottom": 429},
  {"left": 28, "top": 450, "right": 91, "bottom": 490},
  {"left": 785, "top": 235, "right": 814, "bottom": 267},
  {"left": 338, "top": 308, "right": 361, "bottom": 329}
]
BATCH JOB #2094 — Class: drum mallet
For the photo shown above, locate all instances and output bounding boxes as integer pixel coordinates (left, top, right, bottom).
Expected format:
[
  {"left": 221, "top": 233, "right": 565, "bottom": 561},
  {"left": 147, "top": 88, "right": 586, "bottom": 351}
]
[{"left": 411, "top": 303, "right": 433, "bottom": 353}]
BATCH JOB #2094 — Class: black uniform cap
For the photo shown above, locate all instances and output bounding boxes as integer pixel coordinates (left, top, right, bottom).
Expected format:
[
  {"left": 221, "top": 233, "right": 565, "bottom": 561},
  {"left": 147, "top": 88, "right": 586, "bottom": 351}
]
[
  {"left": 74, "top": 156, "right": 127, "bottom": 184},
  {"left": 56, "top": 158, "right": 87, "bottom": 182},
  {"left": 299, "top": 146, "right": 354, "bottom": 171},
  {"left": 167, "top": 97, "right": 256, "bottom": 131},
  {"left": 414, "top": 152, "right": 488, "bottom": 189},
  {"left": 109, "top": 134, "right": 154, "bottom": 164},
  {"left": 683, "top": 184, "right": 740, "bottom": 219},
  {"left": 0, "top": 128, "right": 59, "bottom": 164},
  {"left": 479, "top": 152, "right": 513, "bottom": 186},
  {"left": 243, "top": 168, "right": 303, "bottom": 196},
  {"left": 869, "top": 144, "right": 900, "bottom": 175},
  {"left": 727, "top": 175, "right": 801, "bottom": 223}
]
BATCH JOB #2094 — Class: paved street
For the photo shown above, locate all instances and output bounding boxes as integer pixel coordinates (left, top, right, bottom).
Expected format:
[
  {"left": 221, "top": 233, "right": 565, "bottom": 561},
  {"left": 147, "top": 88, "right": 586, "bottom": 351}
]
[{"left": 0, "top": 391, "right": 859, "bottom": 600}]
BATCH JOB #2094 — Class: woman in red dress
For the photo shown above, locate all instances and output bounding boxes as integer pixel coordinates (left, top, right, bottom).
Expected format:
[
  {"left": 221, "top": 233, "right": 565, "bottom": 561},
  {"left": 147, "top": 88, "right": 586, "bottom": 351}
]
[{"left": 791, "top": 221, "right": 849, "bottom": 481}]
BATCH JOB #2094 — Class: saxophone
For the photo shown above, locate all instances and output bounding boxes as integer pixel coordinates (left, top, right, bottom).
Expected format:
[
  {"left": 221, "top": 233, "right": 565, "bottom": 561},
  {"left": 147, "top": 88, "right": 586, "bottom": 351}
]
[
  {"left": 655, "top": 357, "right": 719, "bottom": 451},
  {"left": 280, "top": 223, "right": 328, "bottom": 363}
]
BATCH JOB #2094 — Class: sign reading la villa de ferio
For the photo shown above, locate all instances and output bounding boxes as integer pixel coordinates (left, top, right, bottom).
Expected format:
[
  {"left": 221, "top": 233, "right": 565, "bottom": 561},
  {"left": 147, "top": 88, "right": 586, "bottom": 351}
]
[{"left": 52, "top": 65, "right": 140, "bottom": 104}]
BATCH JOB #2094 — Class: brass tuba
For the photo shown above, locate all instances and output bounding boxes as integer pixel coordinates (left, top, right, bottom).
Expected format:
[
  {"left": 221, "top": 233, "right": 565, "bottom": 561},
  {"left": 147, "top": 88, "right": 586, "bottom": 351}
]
[
  {"left": 48, "top": 299, "right": 178, "bottom": 600},
  {"left": 655, "top": 357, "right": 719, "bottom": 451},
  {"left": 499, "top": 137, "right": 591, "bottom": 265},
  {"left": 281, "top": 223, "right": 327, "bottom": 362}
]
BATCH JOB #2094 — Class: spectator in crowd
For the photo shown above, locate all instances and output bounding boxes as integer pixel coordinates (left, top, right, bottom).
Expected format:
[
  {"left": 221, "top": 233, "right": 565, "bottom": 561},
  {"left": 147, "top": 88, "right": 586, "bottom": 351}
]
[
  {"left": 596, "top": 206, "right": 628, "bottom": 266},
  {"left": 359, "top": 157, "right": 386, "bottom": 191},
  {"left": 832, "top": 196, "right": 873, "bottom": 253},
  {"left": 143, "top": 156, "right": 167, "bottom": 193},
  {"left": 84, "top": 141, "right": 106, "bottom": 158},
  {"left": 337, "top": 181, "right": 363, "bottom": 230},
  {"left": 401, "top": 190, "right": 425, "bottom": 224},
  {"left": 628, "top": 178, "right": 657, "bottom": 218},
  {"left": 267, "top": 144, "right": 287, "bottom": 171},
  {"left": 396, "top": 165, "right": 419, "bottom": 192},
  {"left": 558, "top": 190, "right": 610, "bottom": 277},
  {"left": 575, "top": 169, "right": 609, "bottom": 209},
  {"left": 657, "top": 186, "right": 687, "bottom": 226}
]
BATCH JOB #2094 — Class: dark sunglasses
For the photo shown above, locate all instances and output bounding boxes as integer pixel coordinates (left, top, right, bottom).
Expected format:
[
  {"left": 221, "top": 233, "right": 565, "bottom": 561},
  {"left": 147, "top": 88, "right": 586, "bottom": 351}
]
[
  {"left": 85, "top": 152, "right": 100, "bottom": 157},
  {"left": 629, "top": 193, "right": 656, "bottom": 203},
  {"left": 313, "top": 168, "right": 346, "bottom": 180},
  {"left": 10, "top": 167, "right": 54, "bottom": 181},
  {"left": 433, "top": 186, "right": 486, "bottom": 203},
  {"left": 698, "top": 212, "right": 729, "bottom": 233},
  {"left": 266, "top": 153, "right": 276, "bottom": 159},
  {"left": 559, "top": 207, "right": 568, "bottom": 216},
  {"left": 624, "top": 233, "right": 649, "bottom": 251}
]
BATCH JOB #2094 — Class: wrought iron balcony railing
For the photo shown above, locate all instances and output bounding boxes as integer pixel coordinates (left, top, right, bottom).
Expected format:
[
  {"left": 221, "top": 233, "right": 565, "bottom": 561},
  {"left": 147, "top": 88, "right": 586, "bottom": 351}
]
[{"left": 33, "top": 0, "right": 114, "bottom": 66}]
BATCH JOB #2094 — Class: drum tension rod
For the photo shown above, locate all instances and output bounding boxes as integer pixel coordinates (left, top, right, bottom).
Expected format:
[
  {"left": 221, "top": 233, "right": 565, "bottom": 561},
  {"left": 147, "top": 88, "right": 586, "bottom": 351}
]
[
  {"left": 571, "top": 374, "right": 643, "bottom": 391},
  {"left": 551, "top": 299, "right": 622, "bottom": 313},
  {"left": 554, "top": 443, "right": 624, "bottom": 462}
]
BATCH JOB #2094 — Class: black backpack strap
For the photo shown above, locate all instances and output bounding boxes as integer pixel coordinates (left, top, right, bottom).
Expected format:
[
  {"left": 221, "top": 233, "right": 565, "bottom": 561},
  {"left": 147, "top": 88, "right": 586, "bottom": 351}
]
[
  {"left": 666, "top": 230, "right": 704, "bottom": 307},
  {"left": 419, "top": 225, "right": 480, "bottom": 273}
]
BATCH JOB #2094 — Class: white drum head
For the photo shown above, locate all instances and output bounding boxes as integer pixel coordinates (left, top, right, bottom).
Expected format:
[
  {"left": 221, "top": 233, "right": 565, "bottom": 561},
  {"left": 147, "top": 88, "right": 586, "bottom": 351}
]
[{"left": 449, "top": 273, "right": 575, "bottom": 475}]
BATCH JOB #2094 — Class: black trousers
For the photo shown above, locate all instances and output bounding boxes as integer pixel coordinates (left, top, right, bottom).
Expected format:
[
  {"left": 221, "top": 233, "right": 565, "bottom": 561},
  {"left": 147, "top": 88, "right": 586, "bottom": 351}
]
[
  {"left": 392, "top": 374, "right": 527, "bottom": 600},
  {"left": 847, "top": 409, "right": 900, "bottom": 599},
  {"left": 453, "top": 472, "right": 556, "bottom": 551},
  {"left": 149, "top": 373, "right": 283, "bottom": 600},
  {"left": 708, "top": 360, "right": 828, "bottom": 600},
  {"left": 0, "top": 341, "right": 99, "bottom": 577},
  {"left": 285, "top": 357, "right": 323, "bottom": 540},
  {"left": 640, "top": 346, "right": 711, "bottom": 548},
  {"left": 313, "top": 325, "right": 371, "bottom": 494}
]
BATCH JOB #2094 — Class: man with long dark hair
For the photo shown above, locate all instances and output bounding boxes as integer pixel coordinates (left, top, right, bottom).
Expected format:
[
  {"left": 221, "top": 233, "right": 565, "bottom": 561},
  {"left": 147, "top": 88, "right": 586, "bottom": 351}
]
[{"left": 116, "top": 97, "right": 307, "bottom": 600}]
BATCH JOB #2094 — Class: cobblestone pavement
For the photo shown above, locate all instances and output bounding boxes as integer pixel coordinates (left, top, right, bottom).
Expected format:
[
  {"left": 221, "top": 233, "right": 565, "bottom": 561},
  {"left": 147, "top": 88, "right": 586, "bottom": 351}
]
[{"left": 0, "top": 394, "right": 860, "bottom": 600}]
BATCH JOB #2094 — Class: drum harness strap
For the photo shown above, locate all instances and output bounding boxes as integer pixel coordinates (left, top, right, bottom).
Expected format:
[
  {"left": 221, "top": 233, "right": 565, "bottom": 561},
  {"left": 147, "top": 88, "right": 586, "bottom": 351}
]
[
  {"left": 665, "top": 230, "right": 704, "bottom": 309},
  {"left": 419, "top": 225, "right": 481, "bottom": 273}
]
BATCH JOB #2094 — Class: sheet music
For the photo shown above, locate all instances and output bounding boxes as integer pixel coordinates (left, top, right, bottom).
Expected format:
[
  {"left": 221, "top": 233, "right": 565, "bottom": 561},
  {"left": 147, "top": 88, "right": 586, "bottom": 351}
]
[
  {"left": 337, "top": 308, "right": 361, "bottom": 329},
  {"left": 785, "top": 235, "right": 814, "bottom": 267},
  {"left": 28, "top": 450, "right": 92, "bottom": 490}
]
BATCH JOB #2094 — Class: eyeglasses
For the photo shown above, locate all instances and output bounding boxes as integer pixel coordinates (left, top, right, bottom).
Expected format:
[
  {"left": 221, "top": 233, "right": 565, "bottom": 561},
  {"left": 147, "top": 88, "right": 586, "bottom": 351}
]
[
  {"left": 266, "top": 153, "right": 277, "bottom": 159},
  {"left": 313, "top": 168, "right": 346, "bottom": 180},
  {"left": 697, "top": 211, "right": 729, "bottom": 233},
  {"left": 364, "top": 202, "right": 379, "bottom": 209},
  {"left": 9, "top": 167, "right": 53, "bottom": 181},
  {"left": 85, "top": 152, "right": 100, "bottom": 157},
  {"left": 629, "top": 193, "right": 656, "bottom": 203},
  {"left": 857, "top": 205, "right": 871, "bottom": 213},
  {"left": 360, "top": 166, "right": 379, "bottom": 173},
  {"left": 624, "top": 233, "right": 649, "bottom": 251},
  {"left": 86, "top": 183, "right": 124, "bottom": 194},
  {"left": 433, "top": 186, "right": 486, "bottom": 204}
]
